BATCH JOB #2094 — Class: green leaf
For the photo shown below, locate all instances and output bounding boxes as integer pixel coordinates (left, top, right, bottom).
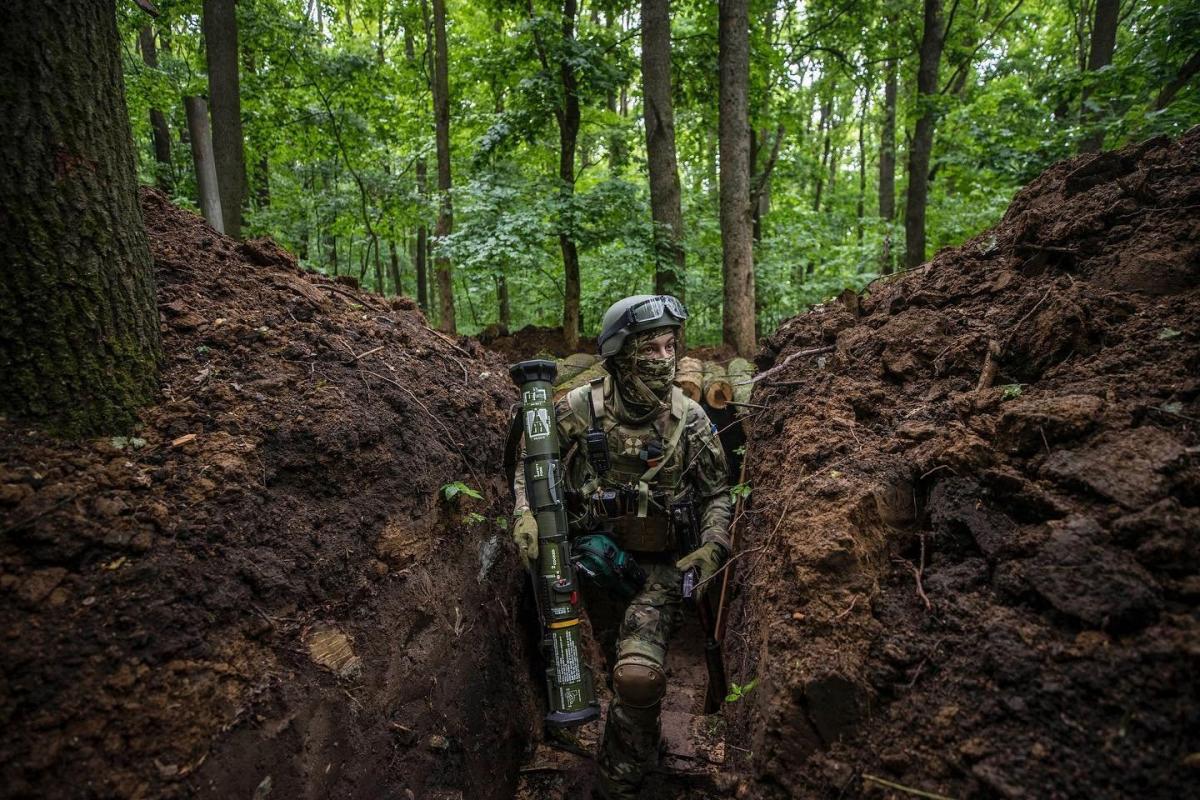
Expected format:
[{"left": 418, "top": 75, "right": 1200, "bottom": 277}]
[
  {"left": 1158, "top": 327, "right": 1182, "bottom": 340},
  {"left": 1001, "top": 384, "right": 1024, "bottom": 401},
  {"left": 442, "top": 481, "right": 484, "bottom": 504}
]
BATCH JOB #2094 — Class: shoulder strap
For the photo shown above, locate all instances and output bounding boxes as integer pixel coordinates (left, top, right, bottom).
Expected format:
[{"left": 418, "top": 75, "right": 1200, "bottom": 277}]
[
  {"left": 588, "top": 377, "right": 606, "bottom": 428},
  {"left": 502, "top": 403, "right": 524, "bottom": 502},
  {"left": 635, "top": 392, "right": 689, "bottom": 517}
]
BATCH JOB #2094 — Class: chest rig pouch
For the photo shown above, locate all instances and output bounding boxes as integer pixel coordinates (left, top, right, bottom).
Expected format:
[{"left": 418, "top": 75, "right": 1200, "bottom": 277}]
[{"left": 570, "top": 378, "right": 688, "bottom": 553}]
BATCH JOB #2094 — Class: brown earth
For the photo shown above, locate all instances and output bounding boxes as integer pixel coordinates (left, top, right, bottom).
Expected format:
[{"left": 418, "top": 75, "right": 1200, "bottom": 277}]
[
  {"left": 480, "top": 324, "right": 597, "bottom": 363},
  {"left": 726, "top": 130, "right": 1200, "bottom": 798},
  {"left": 0, "top": 190, "right": 541, "bottom": 800}
]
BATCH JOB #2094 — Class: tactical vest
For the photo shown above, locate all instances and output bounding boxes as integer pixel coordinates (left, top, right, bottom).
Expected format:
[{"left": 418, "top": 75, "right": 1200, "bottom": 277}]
[{"left": 565, "top": 377, "right": 689, "bottom": 553}]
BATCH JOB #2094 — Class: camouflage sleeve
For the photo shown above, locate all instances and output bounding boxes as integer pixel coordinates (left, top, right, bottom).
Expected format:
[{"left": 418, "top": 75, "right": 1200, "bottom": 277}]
[
  {"left": 685, "top": 405, "right": 732, "bottom": 553},
  {"left": 512, "top": 399, "right": 585, "bottom": 513}
]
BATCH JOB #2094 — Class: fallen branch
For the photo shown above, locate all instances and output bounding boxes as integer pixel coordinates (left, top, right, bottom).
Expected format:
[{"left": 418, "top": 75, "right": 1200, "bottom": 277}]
[
  {"left": 862, "top": 773, "right": 958, "bottom": 800},
  {"left": 752, "top": 345, "right": 835, "bottom": 384}
]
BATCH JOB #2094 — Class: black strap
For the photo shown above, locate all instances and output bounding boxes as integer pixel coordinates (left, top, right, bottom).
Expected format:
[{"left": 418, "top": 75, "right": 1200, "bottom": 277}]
[{"left": 502, "top": 403, "right": 524, "bottom": 502}]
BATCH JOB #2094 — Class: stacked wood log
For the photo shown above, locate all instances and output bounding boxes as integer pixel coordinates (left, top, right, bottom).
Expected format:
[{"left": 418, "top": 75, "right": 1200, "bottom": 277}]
[
  {"left": 727, "top": 357, "right": 754, "bottom": 412},
  {"left": 555, "top": 352, "right": 599, "bottom": 384},
  {"left": 702, "top": 362, "right": 734, "bottom": 409},
  {"left": 675, "top": 356, "right": 703, "bottom": 402}
]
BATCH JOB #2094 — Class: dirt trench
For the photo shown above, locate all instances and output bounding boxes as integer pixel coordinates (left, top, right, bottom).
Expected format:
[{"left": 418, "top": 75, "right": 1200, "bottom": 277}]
[
  {"left": 724, "top": 130, "right": 1200, "bottom": 798},
  {"left": 0, "top": 190, "right": 542, "bottom": 800}
]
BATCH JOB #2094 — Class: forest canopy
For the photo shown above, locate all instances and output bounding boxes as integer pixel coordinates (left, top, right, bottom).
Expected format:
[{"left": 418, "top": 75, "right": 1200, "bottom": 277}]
[{"left": 120, "top": 0, "right": 1200, "bottom": 346}]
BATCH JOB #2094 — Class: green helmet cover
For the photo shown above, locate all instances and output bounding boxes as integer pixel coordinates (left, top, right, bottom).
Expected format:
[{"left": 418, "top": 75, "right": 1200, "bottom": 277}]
[{"left": 597, "top": 295, "right": 685, "bottom": 357}]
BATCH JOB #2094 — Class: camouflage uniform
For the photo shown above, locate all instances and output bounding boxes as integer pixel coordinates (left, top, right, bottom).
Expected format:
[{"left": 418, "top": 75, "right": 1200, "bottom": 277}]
[{"left": 515, "top": 364, "right": 731, "bottom": 798}]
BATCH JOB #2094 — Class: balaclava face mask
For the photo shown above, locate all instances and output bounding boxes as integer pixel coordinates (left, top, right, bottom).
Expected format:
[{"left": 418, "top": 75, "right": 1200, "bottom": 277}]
[{"left": 612, "top": 328, "right": 676, "bottom": 412}]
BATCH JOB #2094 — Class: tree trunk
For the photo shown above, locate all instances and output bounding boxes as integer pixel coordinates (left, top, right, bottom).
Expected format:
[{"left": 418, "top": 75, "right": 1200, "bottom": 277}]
[
  {"left": 184, "top": 96, "right": 225, "bottom": 232},
  {"left": 641, "top": 0, "right": 686, "bottom": 342},
  {"left": 496, "top": 273, "right": 511, "bottom": 332},
  {"left": 904, "top": 0, "right": 943, "bottom": 269},
  {"left": 431, "top": 0, "right": 455, "bottom": 332},
  {"left": 202, "top": 0, "right": 246, "bottom": 238},
  {"left": 138, "top": 27, "right": 173, "bottom": 191},
  {"left": 550, "top": 0, "right": 583, "bottom": 352},
  {"left": 389, "top": 240, "right": 403, "bottom": 296},
  {"left": 606, "top": 10, "right": 628, "bottom": 170},
  {"left": 813, "top": 92, "right": 833, "bottom": 212},
  {"left": 856, "top": 84, "right": 867, "bottom": 245},
  {"left": 1079, "top": 0, "right": 1119, "bottom": 153},
  {"left": 254, "top": 153, "right": 270, "bottom": 208},
  {"left": 1154, "top": 49, "right": 1200, "bottom": 111},
  {"left": 718, "top": 0, "right": 755, "bottom": 356},
  {"left": 0, "top": 0, "right": 161, "bottom": 436},
  {"left": 406, "top": 17, "right": 430, "bottom": 313},
  {"left": 879, "top": 52, "right": 897, "bottom": 274}
]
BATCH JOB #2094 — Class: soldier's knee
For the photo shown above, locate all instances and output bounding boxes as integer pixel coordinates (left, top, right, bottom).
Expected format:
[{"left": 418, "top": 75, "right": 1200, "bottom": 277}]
[{"left": 612, "top": 657, "right": 666, "bottom": 708}]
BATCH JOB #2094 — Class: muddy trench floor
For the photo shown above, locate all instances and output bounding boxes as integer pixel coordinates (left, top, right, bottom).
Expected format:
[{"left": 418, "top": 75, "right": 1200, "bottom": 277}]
[{"left": 515, "top": 612, "right": 733, "bottom": 799}]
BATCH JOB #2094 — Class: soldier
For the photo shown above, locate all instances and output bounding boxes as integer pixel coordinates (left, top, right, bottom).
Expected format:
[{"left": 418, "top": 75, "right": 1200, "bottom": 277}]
[{"left": 511, "top": 295, "right": 731, "bottom": 799}]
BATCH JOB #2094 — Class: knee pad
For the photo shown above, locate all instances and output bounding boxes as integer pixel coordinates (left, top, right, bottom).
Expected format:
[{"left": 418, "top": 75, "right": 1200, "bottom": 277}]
[{"left": 612, "top": 656, "right": 666, "bottom": 708}]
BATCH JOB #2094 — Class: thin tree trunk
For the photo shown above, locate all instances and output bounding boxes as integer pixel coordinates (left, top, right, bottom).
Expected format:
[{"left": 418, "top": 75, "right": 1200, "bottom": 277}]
[
  {"left": 641, "top": 0, "right": 686, "bottom": 345},
  {"left": 184, "top": 96, "right": 225, "bottom": 232},
  {"left": 389, "top": 240, "right": 403, "bottom": 296},
  {"left": 496, "top": 273, "right": 511, "bottom": 332},
  {"left": 1, "top": 0, "right": 160, "bottom": 436},
  {"left": 606, "top": 10, "right": 627, "bottom": 170},
  {"left": 255, "top": 154, "right": 270, "bottom": 208},
  {"left": 202, "top": 0, "right": 246, "bottom": 238},
  {"left": 1079, "top": 0, "right": 1119, "bottom": 153},
  {"left": 879, "top": 51, "right": 897, "bottom": 274},
  {"left": 431, "top": 0, "right": 455, "bottom": 332},
  {"left": 904, "top": 0, "right": 944, "bottom": 269},
  {"left": 406, "top": 16, "right": 430, "bottom": 313},
  {"left": 532, "top": 0, "right": 583, "bottom": 350},
  {"left": 1154, "top": 49, "right": 1200, "bottom": 111},
  {"left": 813, "top": 93, "right": 833, "bottom": 212},
  {"left": 857, "top": 84, "right": 867, "bottom": 245},
  {"left": 138, "top": 27, "right": 173, "bottom": 190},
  {"left": 718, "top": 0, "right": 755, "bottom": 356}
]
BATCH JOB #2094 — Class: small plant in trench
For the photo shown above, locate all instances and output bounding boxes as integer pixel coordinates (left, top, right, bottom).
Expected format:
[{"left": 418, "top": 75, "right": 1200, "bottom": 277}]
[
  {"left": 441, "top": 481, "right": 484, "bottom": 504},
  {"left": 730, "top": 482, "right": 752, "bottom": 503},
  {"left": 1001, "top": 384, "right": 1024, "bottom": 401},
  {"left": 464, "top": 512, "right": 486, "bottom": 525},
  {"left": 725, "top": 678, "right": 758, "bottom": 703}
]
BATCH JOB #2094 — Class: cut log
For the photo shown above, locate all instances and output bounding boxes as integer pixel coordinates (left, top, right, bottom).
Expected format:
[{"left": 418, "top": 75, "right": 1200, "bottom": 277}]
[
  {"left": 702, "top": 362, "right": 734, "bottom": 410},
  {"left": 676, "top": 356, "right": 703, "bottom": 402},
  {"left": 553, "top": 363, "right": 608, "bottom": 403},
  {"left": 728, "top": 357, "right": 755, "bottom": 408},
  {"left": 555, "top": 352, "right": 599, "bottom": 385}
]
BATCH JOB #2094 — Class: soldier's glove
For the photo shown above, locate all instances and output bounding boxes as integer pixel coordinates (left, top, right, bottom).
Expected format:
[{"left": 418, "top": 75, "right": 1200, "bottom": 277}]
[
  {"left": 512, "top": 509, "right": 539, "bottom": 565},
  {"left": 675, "top": 541, "right": 727, "bottom": 602}
]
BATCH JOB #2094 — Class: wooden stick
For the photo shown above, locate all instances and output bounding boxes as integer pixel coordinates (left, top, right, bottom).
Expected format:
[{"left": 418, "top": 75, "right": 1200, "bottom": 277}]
[
  {"left": 861, "top": 773, "right": 958, "bottom": 800},
  {"left": 752, "top": 345, "right": 835, "bottom": 384},
  {"left": 714, "top": 456, "right": 749, "bottom": 644}
]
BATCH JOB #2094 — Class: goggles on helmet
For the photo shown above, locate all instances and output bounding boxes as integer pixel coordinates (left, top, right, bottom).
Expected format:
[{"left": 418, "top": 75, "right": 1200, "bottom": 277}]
[{"left": 628, "top": 295, "right": 687, "bottom": 325}]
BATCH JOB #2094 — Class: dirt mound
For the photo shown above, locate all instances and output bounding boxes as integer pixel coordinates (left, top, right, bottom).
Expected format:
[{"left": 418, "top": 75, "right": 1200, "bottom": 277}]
[
  {"left": 727, "top": 130, "right": 1200, "bottom": 799},
  {"left": 480, "top": 324, "right": 597, "bottom": 362},
  {"left": 0, "top": 190, "right": 538, "bottom": 799}
]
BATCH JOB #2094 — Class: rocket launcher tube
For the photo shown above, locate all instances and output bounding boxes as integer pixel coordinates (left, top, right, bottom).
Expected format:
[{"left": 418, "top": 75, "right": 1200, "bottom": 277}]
[{"left": 510, "top": 360, "right": 600, "bottom": 727}]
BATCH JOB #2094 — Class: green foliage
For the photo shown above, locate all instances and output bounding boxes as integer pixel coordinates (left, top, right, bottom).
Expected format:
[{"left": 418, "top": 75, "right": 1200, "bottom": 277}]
[
  {"left": 730, "top": 482, "right": 752, "bottom": 503},
  {"left": 120, "top": 0, "right": 1200, "bottom": 346},
  {"left": 1001, "top": 384, "right": 1024, "bottom": 401},
  {"left": 442, "top": 481, "right": 484, "bottom": 504},
  {"left": 725, "top": 678, "right": 759, "bottom": 703}
]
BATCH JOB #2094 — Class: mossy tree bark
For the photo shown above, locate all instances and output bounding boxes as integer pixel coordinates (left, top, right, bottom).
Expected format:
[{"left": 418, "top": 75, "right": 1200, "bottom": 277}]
[
  {"left": 0, "top": 0, "right": 160, "bottom": 437},
  {"left": 718, "top": 0, "right": 756, "bottom": 356},
  {"left": 641, "top": 0, "right": 687, "bottom": 349}
]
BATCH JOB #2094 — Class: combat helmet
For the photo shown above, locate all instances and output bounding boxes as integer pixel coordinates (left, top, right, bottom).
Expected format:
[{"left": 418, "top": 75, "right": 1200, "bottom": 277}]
[{"left": 596, "top": 295, "right": 688, "bottom": 357}]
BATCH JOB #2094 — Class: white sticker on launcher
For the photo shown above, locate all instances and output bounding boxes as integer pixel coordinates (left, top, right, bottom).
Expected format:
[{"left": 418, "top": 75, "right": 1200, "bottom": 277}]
[{"left": 526, "top": 407, "right": 551, "bottom": 440}]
